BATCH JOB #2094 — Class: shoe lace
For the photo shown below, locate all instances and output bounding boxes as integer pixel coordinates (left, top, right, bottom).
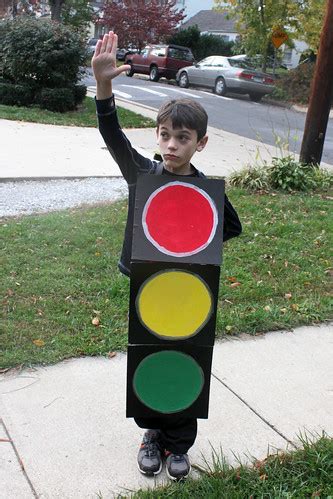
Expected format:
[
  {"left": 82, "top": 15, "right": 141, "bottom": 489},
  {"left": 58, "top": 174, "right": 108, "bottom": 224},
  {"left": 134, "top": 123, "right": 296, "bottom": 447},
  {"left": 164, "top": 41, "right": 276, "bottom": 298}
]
[{"left": 142, "top": 433, "right": 159, "bottom": 457}]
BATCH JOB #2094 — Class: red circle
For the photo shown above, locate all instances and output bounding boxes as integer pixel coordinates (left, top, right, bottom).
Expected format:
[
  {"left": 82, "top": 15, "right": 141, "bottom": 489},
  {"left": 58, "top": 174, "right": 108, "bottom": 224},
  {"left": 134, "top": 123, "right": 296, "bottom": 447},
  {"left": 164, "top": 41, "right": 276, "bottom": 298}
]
[{"left": 144, "top": 184, "right": 215, "bottom": 255}]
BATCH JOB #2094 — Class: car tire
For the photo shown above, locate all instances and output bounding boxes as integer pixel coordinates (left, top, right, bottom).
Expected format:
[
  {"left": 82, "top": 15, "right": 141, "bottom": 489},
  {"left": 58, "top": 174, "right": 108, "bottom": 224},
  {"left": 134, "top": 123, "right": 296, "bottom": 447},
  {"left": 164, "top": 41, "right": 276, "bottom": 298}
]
[
  {"left": 149, "top": 66, "right": 159, "bottom": 82},
  {"left": 178, "top": 71, "right": 189, "bottom": 88},
  {"left": 249, "top": 93, "right": 263, "bottom": 102},
  {"left": 214, "top": 77, "right": 227, "bottom": 96},
  {"left": 126, "top": 63, "right": 134, "bottom": 77}
]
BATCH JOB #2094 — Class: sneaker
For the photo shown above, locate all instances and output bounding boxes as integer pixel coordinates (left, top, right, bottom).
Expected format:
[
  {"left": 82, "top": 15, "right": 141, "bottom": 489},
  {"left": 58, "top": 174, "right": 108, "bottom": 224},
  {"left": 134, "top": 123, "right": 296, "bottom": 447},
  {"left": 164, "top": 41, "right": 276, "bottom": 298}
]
[
  {"left": 165, "top": 451, "right": 191, "bottom": 481},
  {"left": 137, "top": 430, "right": 162, "bottom": 476}
]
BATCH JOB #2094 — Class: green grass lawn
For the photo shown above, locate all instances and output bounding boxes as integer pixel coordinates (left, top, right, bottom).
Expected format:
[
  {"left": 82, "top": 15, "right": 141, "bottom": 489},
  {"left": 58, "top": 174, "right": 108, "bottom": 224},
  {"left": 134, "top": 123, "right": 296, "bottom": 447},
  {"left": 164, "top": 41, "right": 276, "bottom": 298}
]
[
  {"left": 1, "top": 188, "right": 332, "bottom": 369},
  {"left": 0, "top": 96, "right": 156, "bottom": 128},
  {"left": 131, "top": 434, "right": 333, "bottom": 498}
]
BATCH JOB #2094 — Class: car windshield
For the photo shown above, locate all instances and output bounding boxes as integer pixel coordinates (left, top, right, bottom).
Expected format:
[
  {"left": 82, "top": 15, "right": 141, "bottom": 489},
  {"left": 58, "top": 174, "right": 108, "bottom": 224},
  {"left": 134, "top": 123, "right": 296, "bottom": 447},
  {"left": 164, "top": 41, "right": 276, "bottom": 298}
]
[
  {"left": 168, "top": 47, "right": 193, "bottom": 61},
  {"left": 228, "top": 58, "right": 256, "bottom": 70}
]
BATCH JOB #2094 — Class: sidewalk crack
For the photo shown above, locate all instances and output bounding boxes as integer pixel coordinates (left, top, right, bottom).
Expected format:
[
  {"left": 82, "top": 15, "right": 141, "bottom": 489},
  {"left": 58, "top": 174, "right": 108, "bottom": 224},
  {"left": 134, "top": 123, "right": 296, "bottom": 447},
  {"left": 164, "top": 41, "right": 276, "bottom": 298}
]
[
  {"left": 1, "top": 418, "right": 39, "bottom": 498},
  {"left": 211, "top": 373, "right": 297, "bottom": 449}
]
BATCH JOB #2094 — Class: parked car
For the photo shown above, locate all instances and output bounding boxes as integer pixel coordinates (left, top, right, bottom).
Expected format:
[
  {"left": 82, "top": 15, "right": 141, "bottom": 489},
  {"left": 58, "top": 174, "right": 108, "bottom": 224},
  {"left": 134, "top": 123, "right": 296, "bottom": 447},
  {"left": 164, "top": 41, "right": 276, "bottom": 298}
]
[
  {"left": 86, "top": 37, "right": 100, "bottom": 56},
  {"left": 125, "top": 44, "right": 194, "bottom": 82},
  {"left": 116, "top": 47, "right": 138, "bottom": 61},
  {"left": 176, "top": 55, "right": 275, "bottom": 102}
]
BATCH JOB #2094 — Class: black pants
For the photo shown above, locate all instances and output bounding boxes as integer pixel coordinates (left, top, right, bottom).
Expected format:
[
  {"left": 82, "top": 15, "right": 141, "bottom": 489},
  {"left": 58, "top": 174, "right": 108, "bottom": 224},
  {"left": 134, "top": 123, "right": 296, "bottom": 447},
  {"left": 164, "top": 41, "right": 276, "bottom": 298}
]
[{"left": 135, "top": 416, "right": 197, "bottom": 454}]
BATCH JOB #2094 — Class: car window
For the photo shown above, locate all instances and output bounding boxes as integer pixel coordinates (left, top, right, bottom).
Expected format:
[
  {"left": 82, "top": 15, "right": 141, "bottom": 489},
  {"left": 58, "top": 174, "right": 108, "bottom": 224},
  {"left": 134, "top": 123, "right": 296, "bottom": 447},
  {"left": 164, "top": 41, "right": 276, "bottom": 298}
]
[
  {"left": 151, "top": 47, "right": 167, "bottom": 57},
  {"left": 168, "top": 47, "right": 193, "bottom": 61},
  {"left": 211, "top": 57, "right": 228, "bottom": 67},
  {"left": 228, "top": 58, "right": 255, "bottom": 69},
  {"left": 198, "top": 57, "right": 215, "bottom": 67},
  {"left": 141, "top": 48, "right": 149, "bottom": 57}
]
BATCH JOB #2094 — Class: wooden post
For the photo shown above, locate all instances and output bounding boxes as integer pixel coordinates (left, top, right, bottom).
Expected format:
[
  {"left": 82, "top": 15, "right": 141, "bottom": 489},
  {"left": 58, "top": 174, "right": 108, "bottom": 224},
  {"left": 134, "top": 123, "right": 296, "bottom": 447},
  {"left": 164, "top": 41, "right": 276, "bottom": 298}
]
[{"left": 300, "top": 0, "right": 333, "bottom": 165}]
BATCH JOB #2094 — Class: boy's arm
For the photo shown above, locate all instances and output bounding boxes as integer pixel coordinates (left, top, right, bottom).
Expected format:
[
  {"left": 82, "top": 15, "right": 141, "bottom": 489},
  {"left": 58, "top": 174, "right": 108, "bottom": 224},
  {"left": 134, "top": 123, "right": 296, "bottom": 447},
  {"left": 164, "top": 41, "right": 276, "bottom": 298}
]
[
  {"left": 223, "top": 194, "right": 242, "bottom": 241},
  {"left": 92, "top": 32, "right": 154, "bottom": 183}
]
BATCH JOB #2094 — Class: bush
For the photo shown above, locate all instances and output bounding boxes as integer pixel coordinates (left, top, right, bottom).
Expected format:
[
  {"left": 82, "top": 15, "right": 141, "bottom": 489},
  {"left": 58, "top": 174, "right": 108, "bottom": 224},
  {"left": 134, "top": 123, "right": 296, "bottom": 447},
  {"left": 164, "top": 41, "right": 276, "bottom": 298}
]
[
  {"left": 0, "top": 82, "right": 35, "bottom": 107},
  {"left": 37, "top": 88, "right": 76, "bottom": 112},
  {"left": 274, "top": 62, "right": 315, "bottom": 105},
  {"left": 0, "top": 17, "right": 86, "bottom": 91},
  {"left": 73, "top": 84, "right": 87, "bottom": 105},
  {"left": 229, "top": 156, "right": 333, "bottom": 193}
]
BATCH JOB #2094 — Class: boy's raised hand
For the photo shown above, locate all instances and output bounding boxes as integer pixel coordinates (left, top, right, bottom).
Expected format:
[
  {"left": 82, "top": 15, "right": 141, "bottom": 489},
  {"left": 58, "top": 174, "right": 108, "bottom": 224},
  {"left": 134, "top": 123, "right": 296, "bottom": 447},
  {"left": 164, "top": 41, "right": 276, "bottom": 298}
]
[{"left": 92, "top": 31, "right": 130, "bottom": 84}]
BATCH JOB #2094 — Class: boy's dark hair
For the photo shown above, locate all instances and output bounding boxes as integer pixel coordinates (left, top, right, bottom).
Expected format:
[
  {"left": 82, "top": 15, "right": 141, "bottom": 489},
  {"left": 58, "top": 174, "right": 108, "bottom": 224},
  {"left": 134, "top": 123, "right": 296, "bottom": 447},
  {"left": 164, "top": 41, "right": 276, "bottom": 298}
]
[{"left": 157, "top": 99, "right": 208, "bottom": 141}]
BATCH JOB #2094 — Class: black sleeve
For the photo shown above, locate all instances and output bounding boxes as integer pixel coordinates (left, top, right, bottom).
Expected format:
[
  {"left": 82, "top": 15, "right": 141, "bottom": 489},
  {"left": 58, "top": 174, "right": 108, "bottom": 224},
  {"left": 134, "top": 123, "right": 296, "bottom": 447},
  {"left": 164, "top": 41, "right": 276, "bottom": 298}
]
[
  {"left": 223, "top": 194, "right": 242, "bottom": 242},
  {"left": 95, "top": 96, "right": 154, "bottom": 185}
]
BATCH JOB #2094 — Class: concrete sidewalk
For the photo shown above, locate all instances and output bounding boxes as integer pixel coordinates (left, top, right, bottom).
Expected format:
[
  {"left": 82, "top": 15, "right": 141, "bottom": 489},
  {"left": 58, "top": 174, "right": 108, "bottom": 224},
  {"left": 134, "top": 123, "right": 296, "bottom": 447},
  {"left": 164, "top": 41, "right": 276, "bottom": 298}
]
[{"left": 1, "top": 324, "right": 332, "bottom": 498}]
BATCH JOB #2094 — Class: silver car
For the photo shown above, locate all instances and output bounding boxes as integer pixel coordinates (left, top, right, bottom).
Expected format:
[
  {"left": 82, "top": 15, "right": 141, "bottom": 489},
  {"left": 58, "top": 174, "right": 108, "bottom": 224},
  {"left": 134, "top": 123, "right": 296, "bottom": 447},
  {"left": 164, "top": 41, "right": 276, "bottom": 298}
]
[{"left": 176, "top": 55, "right": 275, "bottom": 102}]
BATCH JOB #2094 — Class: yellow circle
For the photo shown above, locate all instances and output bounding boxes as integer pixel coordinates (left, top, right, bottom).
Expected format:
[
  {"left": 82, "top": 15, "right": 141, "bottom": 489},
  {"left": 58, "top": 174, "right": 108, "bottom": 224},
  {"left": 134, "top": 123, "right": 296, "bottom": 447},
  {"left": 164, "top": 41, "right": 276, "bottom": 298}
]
[{"left": 137, "top": 270, "right": 212, "bottom": 339}]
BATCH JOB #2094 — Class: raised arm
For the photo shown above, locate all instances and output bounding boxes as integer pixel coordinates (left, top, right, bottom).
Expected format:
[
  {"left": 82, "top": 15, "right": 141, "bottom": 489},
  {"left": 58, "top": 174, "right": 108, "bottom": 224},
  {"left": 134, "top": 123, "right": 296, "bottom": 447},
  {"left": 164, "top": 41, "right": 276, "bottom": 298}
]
[{"left": 92, "top": 31, "right": 130, "bottom": 100}]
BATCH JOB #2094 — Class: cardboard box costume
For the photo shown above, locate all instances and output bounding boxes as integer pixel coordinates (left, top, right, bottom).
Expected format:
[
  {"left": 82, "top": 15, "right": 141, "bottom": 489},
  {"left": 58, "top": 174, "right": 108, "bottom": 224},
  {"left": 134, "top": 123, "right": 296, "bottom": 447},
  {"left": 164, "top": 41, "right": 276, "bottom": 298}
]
[{"left": 126, "top": 175, "right": 225, "bottom": 419}]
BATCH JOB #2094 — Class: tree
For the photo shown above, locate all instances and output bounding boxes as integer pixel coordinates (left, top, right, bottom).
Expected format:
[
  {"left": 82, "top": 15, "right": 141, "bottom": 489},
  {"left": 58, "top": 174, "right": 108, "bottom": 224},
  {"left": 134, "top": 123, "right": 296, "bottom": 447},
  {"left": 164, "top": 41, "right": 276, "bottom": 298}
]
[
  {"left": 213, "top": 0, "right": 298, "bottom": 71},
  {"left": 61, "top": 0, "right": 94, "bottom": 32},
  {"left": 292, "top": 0, "right": 326, "bottom": 53},
  {"left": 49, "top": 0, "right": 66, "bottom": 21},
  {"left": 99, "top": 0, "right": 186, "bottom": 51}
]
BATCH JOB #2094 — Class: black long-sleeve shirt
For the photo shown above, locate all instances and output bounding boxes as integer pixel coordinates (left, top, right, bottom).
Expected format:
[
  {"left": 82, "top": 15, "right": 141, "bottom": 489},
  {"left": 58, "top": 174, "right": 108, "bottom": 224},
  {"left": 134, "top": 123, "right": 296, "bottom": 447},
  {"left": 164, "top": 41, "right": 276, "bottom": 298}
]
[{"left": 96, "top": 96, "right": 242, "bottom": 276}]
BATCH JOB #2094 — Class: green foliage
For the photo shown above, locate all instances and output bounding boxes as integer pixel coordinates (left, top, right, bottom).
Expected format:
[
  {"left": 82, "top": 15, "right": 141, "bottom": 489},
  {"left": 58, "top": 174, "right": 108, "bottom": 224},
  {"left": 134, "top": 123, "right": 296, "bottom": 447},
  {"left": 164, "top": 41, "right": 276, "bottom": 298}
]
[
  {"left": 228, "top": 166, "right": 270, "bottom": 191},
  {"left": 61, "top": 0, "right": 94, "bottom": 33},
  {"left": 168, "top": 25, "right": 234, "bottom": 60},
  {"left": 229, "top": 156, "right": 333, "bottom": 192},
  {"left": 37, "top": 87, "right": 76, "bottom": 112},
  {"left": 0, "top": 16, "right": 86, "bottom": 111},
  {"left": 269, "top": 156, "right": 333, "bottom": 192},
  {"left": 0, "top": 17, "right": 85, "bottom": 88},
  {"left": 72, "top": 84, "right": 87, "bottom": 105},
  {"left": 0, "top": 82, "right": 35, "bottom": 107}
]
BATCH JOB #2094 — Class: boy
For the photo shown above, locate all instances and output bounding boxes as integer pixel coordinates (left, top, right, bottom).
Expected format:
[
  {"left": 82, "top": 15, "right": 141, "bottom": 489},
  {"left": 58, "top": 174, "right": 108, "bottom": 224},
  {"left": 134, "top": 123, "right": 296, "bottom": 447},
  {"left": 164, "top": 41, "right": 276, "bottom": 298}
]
[{"left": 92, "top": 31, "right": 242, "bottom": 481}]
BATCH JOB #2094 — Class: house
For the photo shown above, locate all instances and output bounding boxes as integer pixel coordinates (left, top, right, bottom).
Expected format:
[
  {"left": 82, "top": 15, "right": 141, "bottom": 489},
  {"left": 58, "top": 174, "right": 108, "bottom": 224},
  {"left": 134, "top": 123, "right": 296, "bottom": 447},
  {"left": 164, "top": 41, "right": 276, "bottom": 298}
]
[{"left": 180, "top": 9, "right": 239, "bottom": 42}]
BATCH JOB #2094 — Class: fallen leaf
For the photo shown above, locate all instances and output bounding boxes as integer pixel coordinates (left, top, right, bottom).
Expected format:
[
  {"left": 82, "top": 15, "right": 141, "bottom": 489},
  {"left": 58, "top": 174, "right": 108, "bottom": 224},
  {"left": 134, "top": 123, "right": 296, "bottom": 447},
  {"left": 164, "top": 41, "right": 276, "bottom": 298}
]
[
  {"left": 291, "top": 304, "right": 299, "bottom": 311},
  {"left": 33, "top": 339, "right": 45, "bottom": 347},
  {"left": 6, "top": 289, "right": 14, "bottom": 296},
  {"left": 93, "top": 310, "right": 101, "bottom": 315},
  {"left": 92, "top": 317, "right": 100, "bottom": 326},
  {"left": 230, "top": 282, "right": 241, "bottom": 288},
  {"left": 108, "top": 352, "right": 117, "bottom": 358},
  {"left": 260, "top": 474, "right": 267, "bottom": 481},
  {"left": 227, "top": 276, "right": 238, "bottom": 283},
  {"left": 264, "top": 305, "right": 271, "bottom": 312},
  {"left": 280, "top": 308, "right": 288, "bottom": 314},
  {"left": 225, "top": 325, "right": 232, "bottom": 332},
  {"left": 95, "top": 252, "right": 101, "bottom": 256},
  {"left": 285, "top": 293, "right": 292, "bottom": 300},
  {"left": 284, "top": 261, "right": 289, "bottom": 267}
]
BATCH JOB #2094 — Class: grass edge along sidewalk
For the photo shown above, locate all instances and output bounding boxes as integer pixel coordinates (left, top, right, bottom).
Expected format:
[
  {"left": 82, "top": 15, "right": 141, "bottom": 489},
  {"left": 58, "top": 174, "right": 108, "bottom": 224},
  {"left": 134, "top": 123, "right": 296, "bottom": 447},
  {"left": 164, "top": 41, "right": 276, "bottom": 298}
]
[
  {"left": 1, "top": 188, "right": 332, "bottom": 369},
  {"left": 131, "top": 433, "right": 333, "bottom": 498},
  {"left": 0, "top": 95, "right": 156, "bottom": 128}
]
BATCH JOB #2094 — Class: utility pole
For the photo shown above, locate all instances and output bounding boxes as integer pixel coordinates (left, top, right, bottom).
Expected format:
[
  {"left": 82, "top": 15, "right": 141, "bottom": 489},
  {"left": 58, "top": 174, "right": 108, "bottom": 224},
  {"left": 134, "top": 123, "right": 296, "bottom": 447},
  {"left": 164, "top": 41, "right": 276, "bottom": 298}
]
[{"left": 300, "top": 0, "right": 333, "bottom": 165}]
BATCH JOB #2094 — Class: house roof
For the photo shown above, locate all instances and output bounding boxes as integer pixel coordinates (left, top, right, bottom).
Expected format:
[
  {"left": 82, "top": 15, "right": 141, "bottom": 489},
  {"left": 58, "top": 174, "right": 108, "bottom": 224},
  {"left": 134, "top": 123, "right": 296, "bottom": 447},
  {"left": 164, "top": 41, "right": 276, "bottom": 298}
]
[{"left": 181, "top": 10, "right": 237, "bottom": 33}]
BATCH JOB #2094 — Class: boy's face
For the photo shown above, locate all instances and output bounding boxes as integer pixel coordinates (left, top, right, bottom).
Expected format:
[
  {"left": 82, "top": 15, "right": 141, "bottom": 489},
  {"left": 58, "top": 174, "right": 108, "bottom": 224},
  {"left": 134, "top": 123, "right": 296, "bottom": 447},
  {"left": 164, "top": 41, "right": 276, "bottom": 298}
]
[{"left": 156, "top": 119, "right": 208, "bottom": 175}]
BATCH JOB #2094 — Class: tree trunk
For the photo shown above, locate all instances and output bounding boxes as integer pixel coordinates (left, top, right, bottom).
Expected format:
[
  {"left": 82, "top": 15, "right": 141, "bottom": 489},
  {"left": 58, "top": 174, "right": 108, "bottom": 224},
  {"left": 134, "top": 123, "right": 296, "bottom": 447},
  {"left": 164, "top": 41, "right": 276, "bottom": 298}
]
[
  {"left": 50, "top": 0, "right": 65, "bottom": 22},
  {"left": 300, "top": 0, "right": 333, "bottom": 165}
]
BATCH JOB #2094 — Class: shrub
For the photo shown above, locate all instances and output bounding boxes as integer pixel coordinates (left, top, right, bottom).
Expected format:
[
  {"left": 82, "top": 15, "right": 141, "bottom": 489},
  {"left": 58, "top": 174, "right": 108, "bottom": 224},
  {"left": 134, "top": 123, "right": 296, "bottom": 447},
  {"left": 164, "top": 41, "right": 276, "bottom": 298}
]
[
  {"left": 37, "top": 88, "right": 76, "bottom": 112},
  {"left": 229, "top": 156, "right": 333, "bottom": 193},
  {"left": 229, "top": 165, "right": 270, "bottom": 191},
  {"left": 0, "top": 82, "right": 35, "bottom": 107},
  {"left": 274, "top": 62, "right": 315, "bottom": 105},
  {"left": 269, "top": 156, "right": 333, "bottom": 192},
  {"left": 73, "top": 84, "right": 87, "bottom": 105},
  {"left": 0, "top": 17, "right": 86, "bottom": 90}
]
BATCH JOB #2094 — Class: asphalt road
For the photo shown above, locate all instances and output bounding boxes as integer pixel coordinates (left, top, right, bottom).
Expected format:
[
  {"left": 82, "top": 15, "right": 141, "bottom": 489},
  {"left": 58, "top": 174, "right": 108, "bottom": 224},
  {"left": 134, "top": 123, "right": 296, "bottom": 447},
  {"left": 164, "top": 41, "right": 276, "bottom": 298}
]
[{"left": 82, "top": 70, "right": 333, "bottom": 165}]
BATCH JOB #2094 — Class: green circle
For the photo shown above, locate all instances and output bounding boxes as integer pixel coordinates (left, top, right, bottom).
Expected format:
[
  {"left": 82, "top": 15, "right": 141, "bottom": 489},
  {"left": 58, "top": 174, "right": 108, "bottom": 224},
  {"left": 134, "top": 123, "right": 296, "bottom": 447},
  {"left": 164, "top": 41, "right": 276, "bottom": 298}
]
[{"left": 133, "top": 351, "right": 204, "bottom": 414}]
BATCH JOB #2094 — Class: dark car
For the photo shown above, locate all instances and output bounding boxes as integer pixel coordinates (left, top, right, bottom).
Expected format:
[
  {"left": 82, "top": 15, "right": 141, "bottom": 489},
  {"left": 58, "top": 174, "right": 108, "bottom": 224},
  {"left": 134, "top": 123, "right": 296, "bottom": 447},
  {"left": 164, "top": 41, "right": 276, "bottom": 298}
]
[
  {"left": 116, "top": 47, "right": 138, "bottom": 61},
  {"left": 176, "top": 55, "right": 275, "bottom": 102},
  {"left": 125, "top": 44, "right": 194, "bottom": 82}
]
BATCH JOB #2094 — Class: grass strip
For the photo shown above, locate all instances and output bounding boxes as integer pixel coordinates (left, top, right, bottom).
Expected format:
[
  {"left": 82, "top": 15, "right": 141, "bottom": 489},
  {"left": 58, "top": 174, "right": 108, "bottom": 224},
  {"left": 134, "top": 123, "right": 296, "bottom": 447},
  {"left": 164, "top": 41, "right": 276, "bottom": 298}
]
[
  {"left": 1, "top": 188, "right": 332, "bottom": 368},
  {"left": 132, "top": 434, "right": 333, "bottom": 498},
  {"left": 0, "top": 96, "right": 156, "bottom": 128}
]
